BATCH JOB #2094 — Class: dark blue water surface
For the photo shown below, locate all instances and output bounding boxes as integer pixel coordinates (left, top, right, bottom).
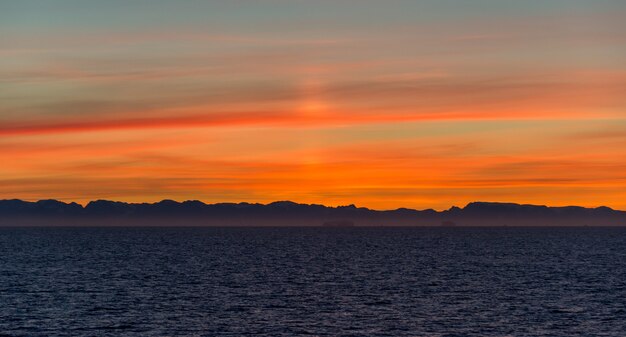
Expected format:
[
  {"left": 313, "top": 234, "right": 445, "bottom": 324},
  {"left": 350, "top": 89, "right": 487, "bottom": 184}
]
[{"left": 1, "top": 227, "right": 626, "bottom": 336}]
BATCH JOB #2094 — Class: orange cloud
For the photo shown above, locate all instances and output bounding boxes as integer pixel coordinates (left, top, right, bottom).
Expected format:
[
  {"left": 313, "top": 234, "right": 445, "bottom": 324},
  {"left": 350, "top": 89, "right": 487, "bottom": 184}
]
[
  {"left": 2, "top": 2, "right": 625, "bottom": 210},
  {"left": 3, "top": 121, "right": 626, "bottom": 210}
]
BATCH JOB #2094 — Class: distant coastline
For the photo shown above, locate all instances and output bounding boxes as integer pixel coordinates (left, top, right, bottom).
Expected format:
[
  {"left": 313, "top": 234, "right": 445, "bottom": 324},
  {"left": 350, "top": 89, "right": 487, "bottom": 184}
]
[
  {"left": 323, "top": 220, "right": 356, "bottom": 227},
  {"left": 1, "top": 199, "right": 625, "bottom": 227}
]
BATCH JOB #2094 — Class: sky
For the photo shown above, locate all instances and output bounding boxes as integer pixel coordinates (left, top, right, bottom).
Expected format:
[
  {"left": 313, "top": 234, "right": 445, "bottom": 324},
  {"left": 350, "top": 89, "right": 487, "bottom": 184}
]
[{"left": 1, "top": 0, "right": 625, "bottom": 210}]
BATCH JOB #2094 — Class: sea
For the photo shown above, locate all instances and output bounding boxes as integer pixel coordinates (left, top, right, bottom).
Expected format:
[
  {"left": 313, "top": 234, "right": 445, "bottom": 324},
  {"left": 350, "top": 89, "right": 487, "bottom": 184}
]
[{"left": 1, "top": 227, "right": 625, "bottom": 336}]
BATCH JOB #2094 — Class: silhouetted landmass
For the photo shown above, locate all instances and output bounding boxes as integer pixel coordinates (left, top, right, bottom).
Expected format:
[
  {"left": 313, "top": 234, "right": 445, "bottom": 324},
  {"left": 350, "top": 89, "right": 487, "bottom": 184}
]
[
  {"left": 441, "top": 221, "right": 457, "bottom": 227},
  {"left": 0, "top": 199, "right": 625, "bottom": 226},
  {"left": 322, "top": 220, "right": 356, "bottom": 227}
]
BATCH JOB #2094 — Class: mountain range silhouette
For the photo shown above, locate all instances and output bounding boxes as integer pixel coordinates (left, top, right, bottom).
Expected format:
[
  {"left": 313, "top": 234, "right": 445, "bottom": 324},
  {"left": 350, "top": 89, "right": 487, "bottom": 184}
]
[{"left": 1, "top": 199, "right": 625, "bottom": 226}]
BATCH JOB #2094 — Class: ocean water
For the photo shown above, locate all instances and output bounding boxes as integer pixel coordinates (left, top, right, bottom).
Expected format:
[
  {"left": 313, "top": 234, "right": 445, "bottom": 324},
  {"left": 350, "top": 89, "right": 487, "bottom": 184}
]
[{"left": 1, "top": 227, "right": 625, "bottom": 336}]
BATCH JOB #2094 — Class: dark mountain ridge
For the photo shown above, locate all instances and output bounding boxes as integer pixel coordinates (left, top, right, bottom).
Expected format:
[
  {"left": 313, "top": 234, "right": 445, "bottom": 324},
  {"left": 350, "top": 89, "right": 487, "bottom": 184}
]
[{"left": 0, "top": 199, "right": 624, "bottom": 226}]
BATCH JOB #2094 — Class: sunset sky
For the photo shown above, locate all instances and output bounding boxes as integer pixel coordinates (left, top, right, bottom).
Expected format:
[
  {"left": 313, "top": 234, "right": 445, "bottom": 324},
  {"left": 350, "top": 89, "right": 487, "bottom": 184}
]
[{"left": 1, "top": 1, "right": 625, "bottom": 210}]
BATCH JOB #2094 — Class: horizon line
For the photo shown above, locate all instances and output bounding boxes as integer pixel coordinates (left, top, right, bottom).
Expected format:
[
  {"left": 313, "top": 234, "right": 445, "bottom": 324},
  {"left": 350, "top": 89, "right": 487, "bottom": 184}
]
[{"left": 1, "top": 198, "right": 621, "bottom": 213}]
